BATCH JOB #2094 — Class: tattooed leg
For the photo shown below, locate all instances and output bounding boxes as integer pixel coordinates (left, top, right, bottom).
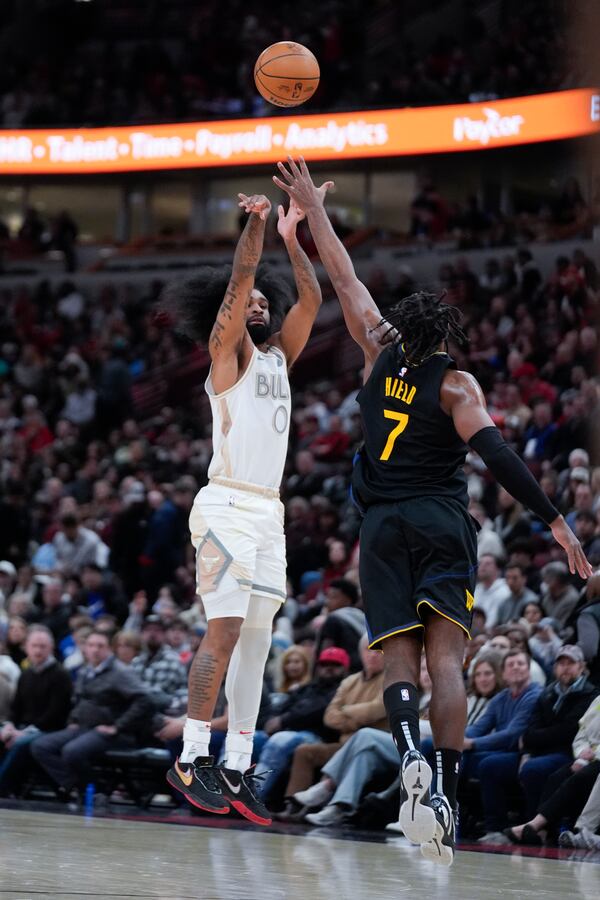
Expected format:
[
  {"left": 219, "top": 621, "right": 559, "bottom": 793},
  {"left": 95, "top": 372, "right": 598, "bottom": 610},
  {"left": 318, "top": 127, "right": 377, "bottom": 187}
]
[{"left": 187, "top": 617, "right": 243, "bottom": 720}]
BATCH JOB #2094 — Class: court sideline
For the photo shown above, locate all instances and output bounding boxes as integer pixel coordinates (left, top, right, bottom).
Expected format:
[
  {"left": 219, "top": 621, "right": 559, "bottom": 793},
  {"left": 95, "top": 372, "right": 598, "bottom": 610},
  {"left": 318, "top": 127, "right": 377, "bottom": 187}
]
[{"left": 1, "top": 808, "right": 599, "bottom": 900}]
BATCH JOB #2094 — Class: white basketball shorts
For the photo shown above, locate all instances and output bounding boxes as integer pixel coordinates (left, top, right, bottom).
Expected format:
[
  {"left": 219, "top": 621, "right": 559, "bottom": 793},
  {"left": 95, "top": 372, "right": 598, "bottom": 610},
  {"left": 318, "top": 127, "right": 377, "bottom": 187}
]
[{"left": 189, "top": 479, "right": 286, "bottom": 620}]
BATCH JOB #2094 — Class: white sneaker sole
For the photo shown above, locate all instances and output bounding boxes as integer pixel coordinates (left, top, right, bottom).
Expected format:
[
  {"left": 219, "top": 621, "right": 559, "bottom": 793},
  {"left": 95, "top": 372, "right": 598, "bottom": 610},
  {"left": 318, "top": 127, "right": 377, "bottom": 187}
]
[
  {"left": 305, "top": 812, "right": 345, "bottom": 827},
  {"left": 399, "top": 757, "right": 435, "bottom": 845},
  {"left": 420, "top": 819, "right": 454, "bottom": 867},
  {"left": 294, "top": 789, "right": 333, "bottom": 810}
]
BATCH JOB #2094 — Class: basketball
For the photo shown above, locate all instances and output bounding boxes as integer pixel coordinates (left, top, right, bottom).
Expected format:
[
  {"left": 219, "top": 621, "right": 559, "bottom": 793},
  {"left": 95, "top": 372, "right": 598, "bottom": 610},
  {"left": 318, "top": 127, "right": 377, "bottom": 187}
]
[{"left": 254, "top": 41, "right": 320, "bottom": 108}]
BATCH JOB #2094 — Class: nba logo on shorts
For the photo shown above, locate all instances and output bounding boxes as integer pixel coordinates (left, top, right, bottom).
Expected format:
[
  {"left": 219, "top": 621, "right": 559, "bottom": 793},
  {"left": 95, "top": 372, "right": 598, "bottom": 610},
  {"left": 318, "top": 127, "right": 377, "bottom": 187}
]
[
  {"left": 401, "top": 689, "right": 409, "bottom": 701},
  {"left": 399, "top": 367, "right": 407, "bottom": 377}
]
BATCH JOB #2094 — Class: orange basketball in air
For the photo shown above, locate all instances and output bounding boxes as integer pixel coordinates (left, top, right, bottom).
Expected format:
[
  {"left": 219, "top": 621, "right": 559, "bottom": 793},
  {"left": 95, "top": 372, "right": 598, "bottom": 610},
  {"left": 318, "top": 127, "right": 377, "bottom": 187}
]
[{"left": 254, "top": 41, "right": 320, "bottom": 108}]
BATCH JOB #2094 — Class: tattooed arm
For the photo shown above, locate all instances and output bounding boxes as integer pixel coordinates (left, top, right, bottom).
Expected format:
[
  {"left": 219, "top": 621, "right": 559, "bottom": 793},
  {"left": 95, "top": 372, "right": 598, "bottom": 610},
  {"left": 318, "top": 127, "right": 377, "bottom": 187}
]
[
  {"left": 209, "top": 193, "right": 270, "bottom": 392},
  {"left": 272, "top": 198, "right": 322, "bottom": 367}
]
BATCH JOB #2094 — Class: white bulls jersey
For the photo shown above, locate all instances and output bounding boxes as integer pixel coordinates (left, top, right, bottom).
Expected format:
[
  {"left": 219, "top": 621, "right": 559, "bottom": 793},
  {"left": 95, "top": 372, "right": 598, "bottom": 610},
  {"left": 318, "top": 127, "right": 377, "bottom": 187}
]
[{"left": 206, "top": 344, "right": 291, "bottom": 489}]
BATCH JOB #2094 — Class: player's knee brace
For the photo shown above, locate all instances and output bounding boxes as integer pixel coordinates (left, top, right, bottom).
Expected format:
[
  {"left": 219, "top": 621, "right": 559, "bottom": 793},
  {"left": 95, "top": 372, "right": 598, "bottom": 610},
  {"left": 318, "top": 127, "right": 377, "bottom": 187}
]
[{"left": 239, "top": 593, "right": 280, "bottom": 664}]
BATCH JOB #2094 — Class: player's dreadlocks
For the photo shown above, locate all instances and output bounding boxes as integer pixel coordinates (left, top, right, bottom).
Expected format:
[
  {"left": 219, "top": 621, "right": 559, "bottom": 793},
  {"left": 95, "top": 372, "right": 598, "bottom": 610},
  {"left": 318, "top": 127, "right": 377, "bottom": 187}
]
[
  {"left": 371, "top": 291, "right": 468, "bottom": 366},
  {"left": 158, "top": 262, "right": 292, "bottom": 345}
]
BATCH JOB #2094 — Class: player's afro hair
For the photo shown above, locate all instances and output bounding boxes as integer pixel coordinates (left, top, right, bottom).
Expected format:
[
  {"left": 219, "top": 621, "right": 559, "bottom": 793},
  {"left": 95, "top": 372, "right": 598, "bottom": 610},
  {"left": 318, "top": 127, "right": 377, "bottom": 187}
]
[
  {"left": 158, "top": 262, "right": 293, "bottom": 345},
  {"left": 373, "top": 290, "right": 468, "bottom": 366}
]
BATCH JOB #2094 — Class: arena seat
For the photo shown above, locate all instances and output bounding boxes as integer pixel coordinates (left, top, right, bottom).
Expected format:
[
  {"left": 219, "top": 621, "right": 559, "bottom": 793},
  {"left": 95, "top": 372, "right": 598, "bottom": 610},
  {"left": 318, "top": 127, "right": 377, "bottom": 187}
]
[
  {"left": 92, "top": 748, "right": 173, "bottom": 808},
  {"left": 21, "top": 748, "right": 173, "bottom": 809}
]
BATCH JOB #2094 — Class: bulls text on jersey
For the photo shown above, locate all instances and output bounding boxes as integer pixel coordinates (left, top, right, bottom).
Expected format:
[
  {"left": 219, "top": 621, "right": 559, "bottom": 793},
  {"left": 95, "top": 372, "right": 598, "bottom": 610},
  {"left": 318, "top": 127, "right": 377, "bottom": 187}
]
[{"left": 255, "top": 372, "right": 289, "bottom": 400}]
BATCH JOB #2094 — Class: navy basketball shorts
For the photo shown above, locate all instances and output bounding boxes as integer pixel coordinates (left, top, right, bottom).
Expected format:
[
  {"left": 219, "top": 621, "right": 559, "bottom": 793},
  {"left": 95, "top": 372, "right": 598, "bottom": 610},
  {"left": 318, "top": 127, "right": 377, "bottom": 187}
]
[{"left": 359, "top": 495, "right": 478, "bottom": 648}]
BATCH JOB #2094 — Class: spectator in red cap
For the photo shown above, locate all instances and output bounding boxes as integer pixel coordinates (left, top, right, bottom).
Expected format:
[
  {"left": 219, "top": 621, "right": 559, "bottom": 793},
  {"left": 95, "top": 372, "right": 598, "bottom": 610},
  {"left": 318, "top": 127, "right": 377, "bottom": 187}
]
[
  {"left": 252, "top": 647, "right": 350, "bottom": 802},
  {"left": 277, "top": 634, "right": 387, "bottom": 822},
  {"left": 318, "top": 647, "right": 351, "bottom": 667}
]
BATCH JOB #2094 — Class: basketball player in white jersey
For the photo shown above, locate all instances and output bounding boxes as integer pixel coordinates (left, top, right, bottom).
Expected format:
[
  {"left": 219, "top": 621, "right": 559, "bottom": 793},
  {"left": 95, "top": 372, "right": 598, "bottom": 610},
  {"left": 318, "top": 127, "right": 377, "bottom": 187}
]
[{"left": 162, "top": 191, "right": 324, "bottom": 824}]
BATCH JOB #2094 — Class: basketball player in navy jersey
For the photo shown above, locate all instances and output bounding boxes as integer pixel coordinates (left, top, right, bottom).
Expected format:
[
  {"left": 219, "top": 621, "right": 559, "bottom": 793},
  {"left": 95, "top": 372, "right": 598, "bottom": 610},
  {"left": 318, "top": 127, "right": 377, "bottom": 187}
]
[
  {"left": 161, "top": 192, "right": 322, "bottom": 824},
  {"left": 273, "top": 157, "right": 592, "bottom": 865}
]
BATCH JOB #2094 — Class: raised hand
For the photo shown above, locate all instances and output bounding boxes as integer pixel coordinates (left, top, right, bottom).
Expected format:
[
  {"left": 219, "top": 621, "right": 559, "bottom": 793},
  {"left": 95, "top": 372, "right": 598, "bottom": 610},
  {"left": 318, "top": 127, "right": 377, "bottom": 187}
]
[
  {"left": 276, "top": 196, "right": 305, "bottom": 242},
  {"left": 238, "top": 193, "right": 272, "bottom": 220},
  {"left": 273, "top": 156, "right": 334, "bottom": 212}
]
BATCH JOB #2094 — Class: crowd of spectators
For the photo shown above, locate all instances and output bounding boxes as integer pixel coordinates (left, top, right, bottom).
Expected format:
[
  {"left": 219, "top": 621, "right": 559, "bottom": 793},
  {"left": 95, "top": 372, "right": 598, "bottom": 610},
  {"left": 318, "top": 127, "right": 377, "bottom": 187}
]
[
  {"left": 408, "top": 176, "right": 597, "bottom": 249},
  {"left": 0, "top": 208, "right": 79, "bottom": 273},
  {"left": 0, "top": 1, "right": 581, "bottom": 128},
  {"left": 0, "top": 235, "right": 598, "bottom": 846},
  {"left": 0, "top": 167, "right": 600, "bottom": 270},
  {"left": 2, "top": 171, "right": 596, "bottom": 273}
]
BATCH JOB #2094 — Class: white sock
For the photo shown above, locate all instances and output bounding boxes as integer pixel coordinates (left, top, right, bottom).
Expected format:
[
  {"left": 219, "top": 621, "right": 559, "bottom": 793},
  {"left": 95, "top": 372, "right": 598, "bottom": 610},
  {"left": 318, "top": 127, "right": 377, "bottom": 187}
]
[
  {"left": 224, "top": 730, "right": 254, "bottom": 774},
  {"left": 180, "top": 718, "right": 211, "bottom": 764}
]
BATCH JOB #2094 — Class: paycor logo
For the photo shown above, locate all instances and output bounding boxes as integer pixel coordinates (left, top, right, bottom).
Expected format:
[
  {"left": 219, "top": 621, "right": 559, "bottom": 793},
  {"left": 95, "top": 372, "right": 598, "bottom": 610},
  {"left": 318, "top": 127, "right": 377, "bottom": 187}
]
[{"left": 453, "top": 107, "right": 525, "bottom": 145}]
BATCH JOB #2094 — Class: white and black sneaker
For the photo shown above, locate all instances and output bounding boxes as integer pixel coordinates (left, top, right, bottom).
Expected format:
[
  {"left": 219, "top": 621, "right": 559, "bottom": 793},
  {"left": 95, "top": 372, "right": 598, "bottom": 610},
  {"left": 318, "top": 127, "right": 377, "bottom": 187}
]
[
  {"left": 398, "top": 749, "right": 435, "bottom": 844},
  {"left": 420, "top": 794, "right": 456, "bottom": 867}
]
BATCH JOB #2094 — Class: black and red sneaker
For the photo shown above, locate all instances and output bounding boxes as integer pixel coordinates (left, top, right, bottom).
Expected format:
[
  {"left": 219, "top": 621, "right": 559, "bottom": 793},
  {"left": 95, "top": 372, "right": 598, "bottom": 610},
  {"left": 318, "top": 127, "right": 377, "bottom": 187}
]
[
  {"left": 215, "top": 765, "right": 272, "bottom": 826},
  {"left": 166, "top": 756, "right": 230, "bottom": 815}
]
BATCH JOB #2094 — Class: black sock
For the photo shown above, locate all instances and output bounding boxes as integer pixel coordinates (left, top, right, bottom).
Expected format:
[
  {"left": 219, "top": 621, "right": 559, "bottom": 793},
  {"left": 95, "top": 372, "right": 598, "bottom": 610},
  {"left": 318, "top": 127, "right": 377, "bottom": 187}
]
[
  {"left": 383, "top": 682, "right": 420, "bottom": 758},
  {"left": 435, "top": 748, "right": 461, "bottom": 809}
]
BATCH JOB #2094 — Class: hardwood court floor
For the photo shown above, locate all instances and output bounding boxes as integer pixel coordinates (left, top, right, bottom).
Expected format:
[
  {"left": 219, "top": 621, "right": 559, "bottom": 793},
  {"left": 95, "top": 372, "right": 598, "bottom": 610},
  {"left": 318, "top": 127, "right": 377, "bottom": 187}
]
[{"left": 1, "top": 808, "right": 599, "bottom": 900}]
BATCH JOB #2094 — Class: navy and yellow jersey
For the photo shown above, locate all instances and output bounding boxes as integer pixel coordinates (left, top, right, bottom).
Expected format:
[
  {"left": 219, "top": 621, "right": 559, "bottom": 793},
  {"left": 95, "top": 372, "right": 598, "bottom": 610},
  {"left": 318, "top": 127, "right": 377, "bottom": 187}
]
[{"left": 352, "top": 344, "right": 469, "bottom": 509}]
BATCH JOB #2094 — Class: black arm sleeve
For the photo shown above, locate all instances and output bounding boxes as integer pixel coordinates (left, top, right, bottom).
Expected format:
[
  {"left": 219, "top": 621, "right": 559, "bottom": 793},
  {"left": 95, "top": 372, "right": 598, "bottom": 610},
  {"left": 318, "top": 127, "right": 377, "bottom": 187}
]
[{"left": 468, "top": 427, "right": 560, "bottom": 525}]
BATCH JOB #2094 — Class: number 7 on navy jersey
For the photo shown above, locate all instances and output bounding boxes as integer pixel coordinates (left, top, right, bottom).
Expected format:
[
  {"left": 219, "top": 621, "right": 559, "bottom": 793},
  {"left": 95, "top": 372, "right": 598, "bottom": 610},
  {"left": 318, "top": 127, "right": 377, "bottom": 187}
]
[{"left": 379, "top": 409, "right": 410, "bottom": 461}]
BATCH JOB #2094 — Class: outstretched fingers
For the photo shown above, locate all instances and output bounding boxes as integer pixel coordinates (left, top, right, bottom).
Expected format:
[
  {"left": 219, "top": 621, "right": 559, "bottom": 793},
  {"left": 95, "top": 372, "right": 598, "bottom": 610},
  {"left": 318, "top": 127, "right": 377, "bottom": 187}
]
[
  {"left": 276, "top": 161, "right": 295, "bottom": 184},
  {"left": 575, "top": 544, "right": 593, "bottom": 579},
  {"left": 567, "top": 544, "right": 576, "bottom": 576},
  {"left": 286, "top": 155, "right": 302, "bottom": 178},
  {"left": 273, "top": 174, "right": 293, "bottom": 195},
  {"left": 564, "top": 537, "right": 593, "bottom": 579}
]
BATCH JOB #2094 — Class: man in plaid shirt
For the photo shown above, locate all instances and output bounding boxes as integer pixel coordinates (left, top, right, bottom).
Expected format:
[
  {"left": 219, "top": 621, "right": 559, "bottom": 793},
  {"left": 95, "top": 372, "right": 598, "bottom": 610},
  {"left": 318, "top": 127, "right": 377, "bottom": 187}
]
[{"left": 131, "top": 616, "right": 187, "bottom": 713}]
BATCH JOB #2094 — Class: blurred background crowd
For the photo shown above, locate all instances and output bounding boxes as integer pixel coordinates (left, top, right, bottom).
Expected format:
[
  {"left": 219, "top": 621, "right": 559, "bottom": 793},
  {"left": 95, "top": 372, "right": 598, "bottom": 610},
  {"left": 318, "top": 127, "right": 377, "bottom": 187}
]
[
  {"left": 0, "top": 1, "right": 597, "bottom": 269},
  {"left": 0, "top": 0, "right": 589, "bottom": 126},
  {"left": 0, "top": 0, "right": 598, "bottom": 851},
  {"left": 0, "top": 228, "right": 598, "bottom": 844},
  {"left": 2, "top": 171, "right": 598, "bottom": 276}
]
